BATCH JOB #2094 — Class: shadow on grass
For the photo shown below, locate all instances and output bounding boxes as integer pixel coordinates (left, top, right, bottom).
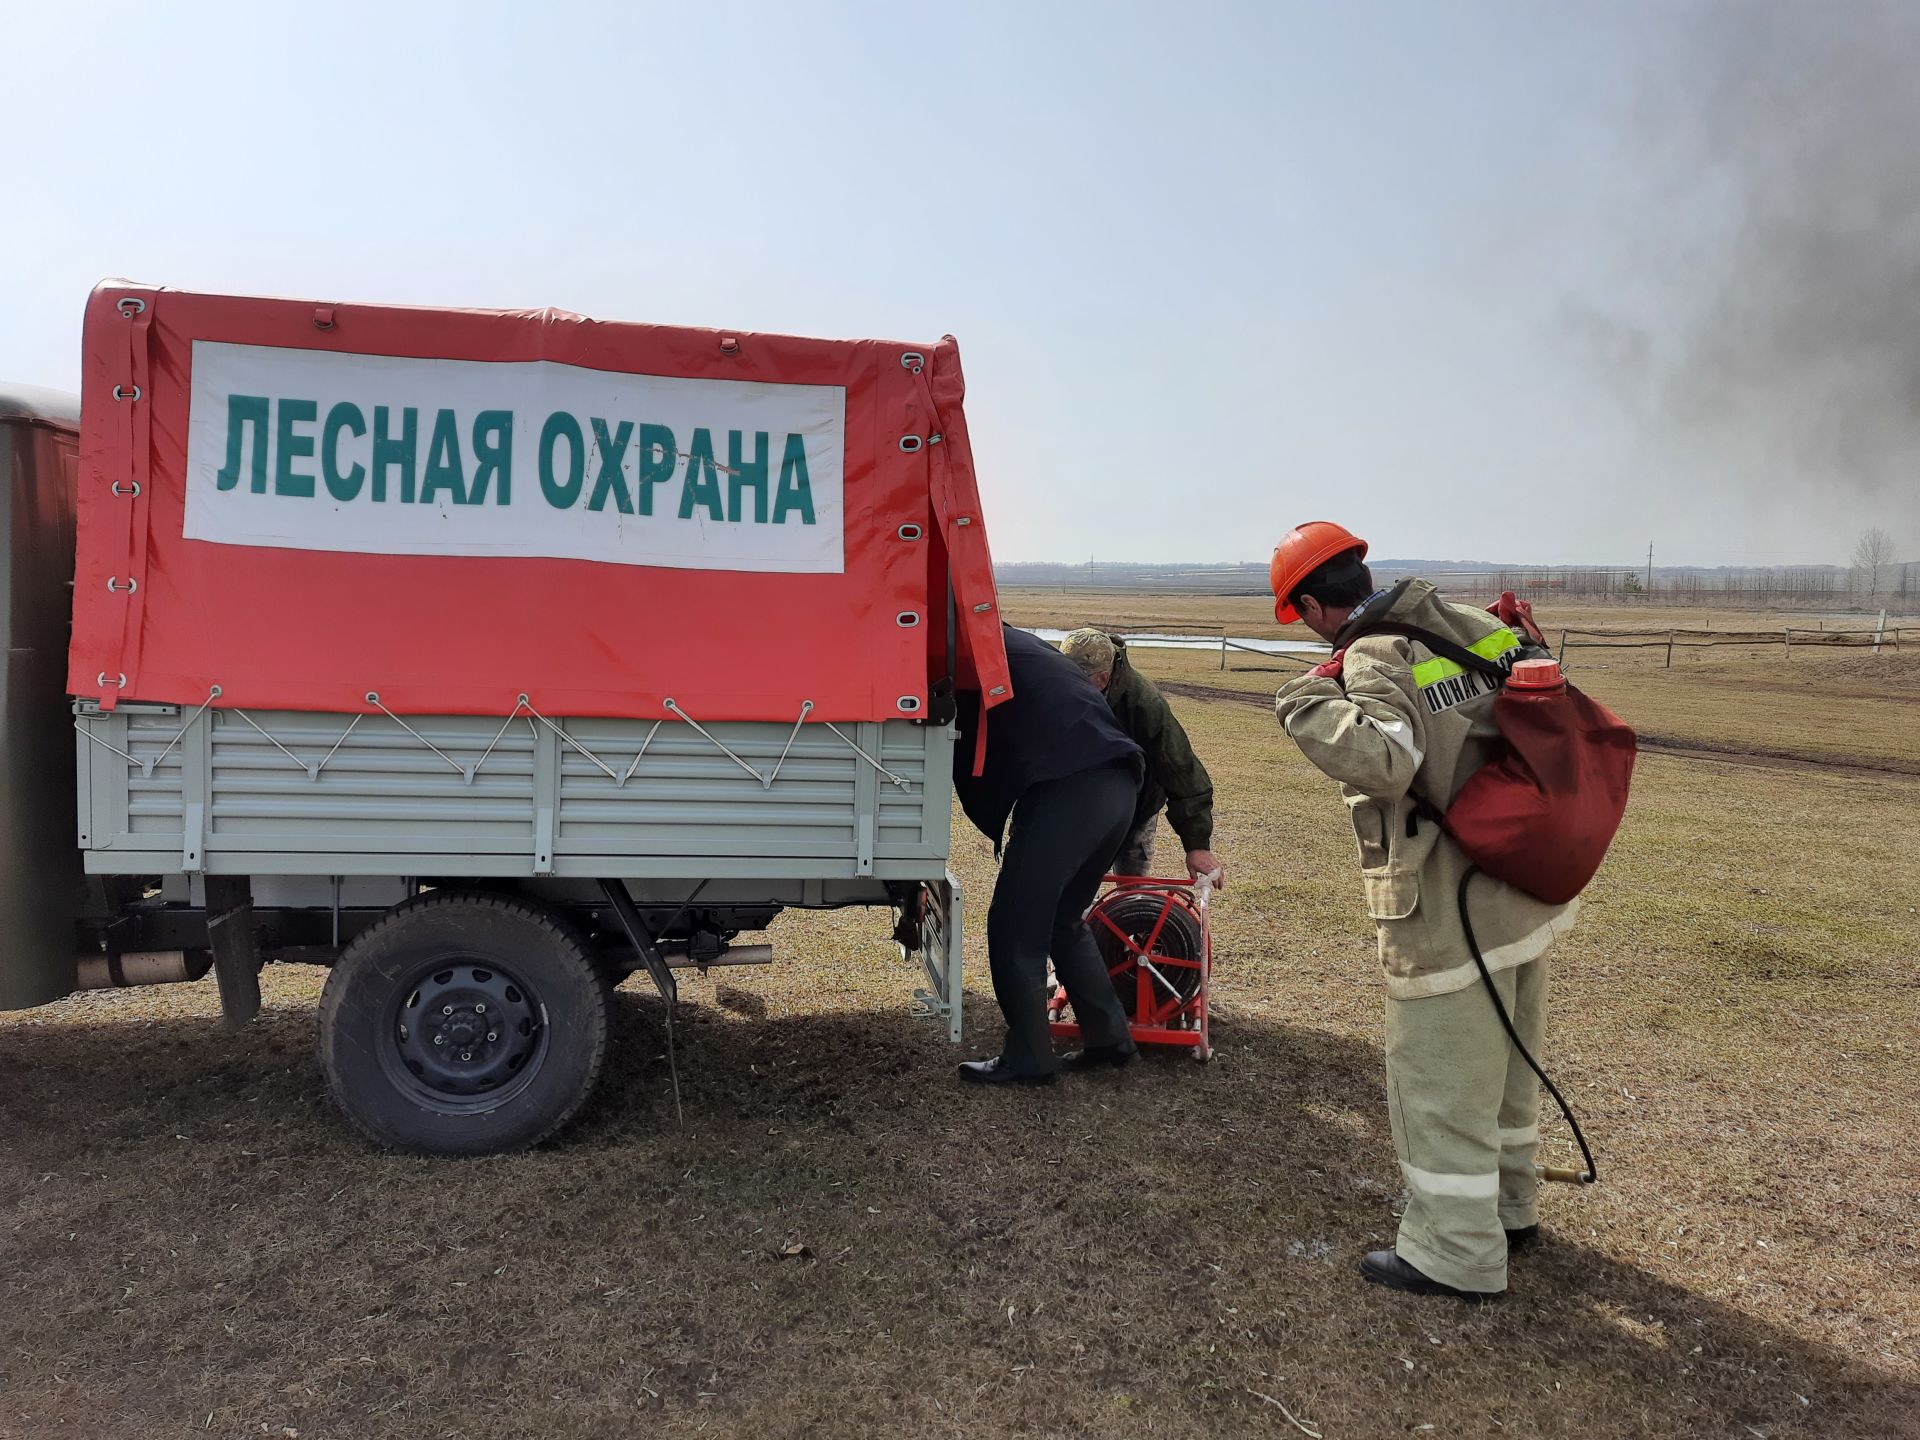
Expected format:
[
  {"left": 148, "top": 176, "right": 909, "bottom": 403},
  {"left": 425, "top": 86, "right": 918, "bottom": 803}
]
[{"left": 0, "top": 988, "right": 1908, "bottom": 1439}]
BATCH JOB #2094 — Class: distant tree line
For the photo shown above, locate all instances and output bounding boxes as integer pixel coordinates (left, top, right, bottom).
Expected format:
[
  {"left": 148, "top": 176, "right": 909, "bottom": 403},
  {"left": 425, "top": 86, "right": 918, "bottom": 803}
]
[
  {"left": 996, "top": 546, "right": 1917, "bottom": 612},
  {"left": 1426, "top": 565, "right": 1901, "bottom": 609}
]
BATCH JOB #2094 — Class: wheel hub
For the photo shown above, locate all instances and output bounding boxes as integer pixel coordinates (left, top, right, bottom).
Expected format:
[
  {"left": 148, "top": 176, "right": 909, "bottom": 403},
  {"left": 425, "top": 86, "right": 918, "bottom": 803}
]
[{"left": 393, "top": 963, "right": 542, "bottom": 1099}]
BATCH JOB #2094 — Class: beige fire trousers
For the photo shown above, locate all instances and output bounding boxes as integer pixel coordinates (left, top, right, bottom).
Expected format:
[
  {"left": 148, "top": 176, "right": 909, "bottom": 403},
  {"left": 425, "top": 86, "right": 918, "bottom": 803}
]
[{"left": 1383, "top": 956, "right": 1549, "bottom": 1294}]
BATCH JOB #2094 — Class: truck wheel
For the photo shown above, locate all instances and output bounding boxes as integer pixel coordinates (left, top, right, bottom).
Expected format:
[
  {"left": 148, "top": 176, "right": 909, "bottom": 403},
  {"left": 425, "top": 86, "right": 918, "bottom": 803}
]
[{"left": 318, "top": 892, "right": 609, "bottom": 1155}]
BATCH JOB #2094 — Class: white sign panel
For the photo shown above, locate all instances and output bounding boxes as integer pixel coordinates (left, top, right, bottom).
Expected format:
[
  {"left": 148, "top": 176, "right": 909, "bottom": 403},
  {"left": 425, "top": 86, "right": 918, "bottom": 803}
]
[{"left": 183, "top": 341, "right": 846, "bottom": 573}]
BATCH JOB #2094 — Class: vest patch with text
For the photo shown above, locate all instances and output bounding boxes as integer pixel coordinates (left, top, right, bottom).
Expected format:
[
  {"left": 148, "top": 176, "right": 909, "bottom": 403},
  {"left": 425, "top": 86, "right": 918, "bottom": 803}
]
[{"left": 1421, "top": 668, "right": 1496, "bottom": 714}]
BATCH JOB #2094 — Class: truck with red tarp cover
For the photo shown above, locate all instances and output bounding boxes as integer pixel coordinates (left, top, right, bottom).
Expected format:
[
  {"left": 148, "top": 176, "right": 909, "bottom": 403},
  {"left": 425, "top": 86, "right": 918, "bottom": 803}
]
[{"left": 0, "top": 282, "right": 1010, "bottom": 1154}]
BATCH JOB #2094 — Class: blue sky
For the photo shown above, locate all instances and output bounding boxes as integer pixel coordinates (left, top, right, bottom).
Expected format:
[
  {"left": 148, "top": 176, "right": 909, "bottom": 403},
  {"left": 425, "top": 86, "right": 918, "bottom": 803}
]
[{"left": 3, "top": 1, "right": 1913, "bottom": 567}]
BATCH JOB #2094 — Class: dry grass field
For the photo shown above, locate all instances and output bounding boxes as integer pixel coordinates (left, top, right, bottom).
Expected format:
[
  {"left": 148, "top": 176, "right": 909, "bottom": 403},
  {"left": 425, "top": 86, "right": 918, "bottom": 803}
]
[{"left": 3, "top": 591, "right": 1916, "bottom": 1439}]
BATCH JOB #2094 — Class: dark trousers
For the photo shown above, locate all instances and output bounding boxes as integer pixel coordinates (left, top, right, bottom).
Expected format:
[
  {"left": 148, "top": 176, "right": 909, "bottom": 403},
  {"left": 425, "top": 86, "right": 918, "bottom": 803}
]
[{"left": 987, "top": 761, "right": 1137, "bottom": 1074}]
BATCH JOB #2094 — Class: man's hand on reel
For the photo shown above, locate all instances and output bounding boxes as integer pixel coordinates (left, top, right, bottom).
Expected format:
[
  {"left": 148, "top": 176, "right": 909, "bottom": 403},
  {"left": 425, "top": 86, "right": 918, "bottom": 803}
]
[{"left": 1186, "top": 850, "right": 1225, "bottom": 891}]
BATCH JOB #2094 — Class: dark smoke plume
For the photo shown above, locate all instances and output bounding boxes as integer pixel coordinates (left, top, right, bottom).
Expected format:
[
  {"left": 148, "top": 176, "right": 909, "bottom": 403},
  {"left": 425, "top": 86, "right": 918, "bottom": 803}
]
[{"left": 1571, "top": 2, "right": 1920, "bottom": 518}]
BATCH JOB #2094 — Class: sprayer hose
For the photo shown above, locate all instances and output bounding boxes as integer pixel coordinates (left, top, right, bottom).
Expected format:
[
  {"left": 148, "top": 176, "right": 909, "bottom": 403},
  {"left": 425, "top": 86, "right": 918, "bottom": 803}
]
[{"left": 1456, "top": 866, "right": 1598, "bottom": 1186}]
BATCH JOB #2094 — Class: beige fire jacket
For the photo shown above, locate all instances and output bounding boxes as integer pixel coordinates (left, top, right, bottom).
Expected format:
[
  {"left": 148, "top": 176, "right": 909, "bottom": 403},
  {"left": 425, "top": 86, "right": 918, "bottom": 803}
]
[{"left": 1274, "top": 580, "right": 1579, "bottom": 1000}]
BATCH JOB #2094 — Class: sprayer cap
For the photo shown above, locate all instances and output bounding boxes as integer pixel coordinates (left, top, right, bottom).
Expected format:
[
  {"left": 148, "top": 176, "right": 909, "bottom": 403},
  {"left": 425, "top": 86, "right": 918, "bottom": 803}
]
[{"left": 1507, "top": 658, "right": 1563, "bottom": 690}]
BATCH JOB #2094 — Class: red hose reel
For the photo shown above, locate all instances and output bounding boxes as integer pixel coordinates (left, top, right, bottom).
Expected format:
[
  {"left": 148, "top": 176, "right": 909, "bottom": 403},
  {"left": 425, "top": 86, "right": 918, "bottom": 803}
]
[{"left": 1048, "top": 874, "right": 1214, "bottom": 1061}]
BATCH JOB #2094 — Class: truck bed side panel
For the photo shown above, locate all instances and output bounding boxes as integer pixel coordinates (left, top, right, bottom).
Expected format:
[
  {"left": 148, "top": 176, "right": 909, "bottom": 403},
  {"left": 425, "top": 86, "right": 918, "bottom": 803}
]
[{"left": 77, "top": 710, "right": 953, "bottom": 882}]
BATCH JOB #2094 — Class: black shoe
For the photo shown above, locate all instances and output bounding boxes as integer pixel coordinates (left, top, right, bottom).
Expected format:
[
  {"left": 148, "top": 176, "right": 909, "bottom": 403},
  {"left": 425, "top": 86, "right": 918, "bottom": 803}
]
[
  {"left": 1060, "top": 1042, "right": 1137, "bottom": 1072},
  {"left": 1360, "top": 1250, "right": 1500, "bottom": 1302},
  {"left": 1505, "top": 1224, "right": 1540, "bottom": 1252},
  {"left": 957, "top": 1057, "right": 1055, "bottom": 1087}
]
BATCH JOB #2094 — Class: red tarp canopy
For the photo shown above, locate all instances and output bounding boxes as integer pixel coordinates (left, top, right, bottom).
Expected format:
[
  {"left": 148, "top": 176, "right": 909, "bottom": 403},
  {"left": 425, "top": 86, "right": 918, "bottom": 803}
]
[{"left": 68, "top": 283, "right": 1009, "bottom": 723}]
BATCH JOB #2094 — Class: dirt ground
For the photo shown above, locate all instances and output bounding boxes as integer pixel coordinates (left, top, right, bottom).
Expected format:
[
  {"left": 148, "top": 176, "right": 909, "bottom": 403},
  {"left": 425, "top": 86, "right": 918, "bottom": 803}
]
[{"left": 3, "top": 595, "right": 1917, "bottom": 1439}]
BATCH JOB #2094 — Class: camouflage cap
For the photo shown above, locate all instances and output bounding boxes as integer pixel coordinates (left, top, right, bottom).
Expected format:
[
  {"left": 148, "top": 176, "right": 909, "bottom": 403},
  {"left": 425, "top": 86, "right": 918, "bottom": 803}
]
[{"left": 1060, "top": 628, "right": 1117, "bottom": 675}]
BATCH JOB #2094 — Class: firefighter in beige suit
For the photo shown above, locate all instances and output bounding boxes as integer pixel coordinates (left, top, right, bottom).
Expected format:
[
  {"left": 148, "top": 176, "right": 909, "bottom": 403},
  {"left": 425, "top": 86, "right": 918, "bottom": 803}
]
[{"left": 1269, "top": 523, "right": 1579, "bottom": 1299}]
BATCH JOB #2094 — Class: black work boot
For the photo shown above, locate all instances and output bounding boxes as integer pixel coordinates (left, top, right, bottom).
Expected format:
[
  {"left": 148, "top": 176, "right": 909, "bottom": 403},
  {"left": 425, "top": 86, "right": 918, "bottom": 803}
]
[
  {"left": 957, "top": 1057, "right": 1055, "bottom": 1087},
  {"left": 1060, "top": 1042, "right": 1137, "bottom": 1072},
  {"left": 1360, "top": 1250, "right": 1501, "bottom": 1302},
  {"left": 1505, "top": 1224, "right": 1540, "bottom": 1252}
]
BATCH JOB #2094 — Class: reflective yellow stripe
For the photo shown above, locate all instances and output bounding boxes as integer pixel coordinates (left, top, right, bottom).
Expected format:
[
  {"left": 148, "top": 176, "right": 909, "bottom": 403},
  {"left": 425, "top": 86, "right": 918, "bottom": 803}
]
[{"left": 1411, "top": 628, "right": 1521, "bottom": 688}]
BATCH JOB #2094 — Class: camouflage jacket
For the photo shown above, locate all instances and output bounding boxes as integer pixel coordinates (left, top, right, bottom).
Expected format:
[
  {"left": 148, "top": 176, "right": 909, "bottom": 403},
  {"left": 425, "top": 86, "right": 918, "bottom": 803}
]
[{"left": 1104, "top": 639, "right": 1215, "bottom": 851}]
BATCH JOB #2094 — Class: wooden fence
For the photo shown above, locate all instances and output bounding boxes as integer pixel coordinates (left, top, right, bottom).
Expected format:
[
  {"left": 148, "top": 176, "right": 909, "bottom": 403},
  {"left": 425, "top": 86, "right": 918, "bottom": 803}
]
[
  {"left": 1224, "top": 624, "right": 1912, "bottom": 672},
  {"left": 1040, "top": 620, "right": 1912, "bottom": 674},
  {"left": 1552, "top": 624, "right": 1910, "bottom": 668}
]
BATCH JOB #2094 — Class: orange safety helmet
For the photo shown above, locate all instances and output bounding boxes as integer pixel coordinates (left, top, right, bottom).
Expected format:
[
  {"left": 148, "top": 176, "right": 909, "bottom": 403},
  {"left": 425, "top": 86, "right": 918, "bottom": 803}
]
[{"left": 1269, "top": 521, "right": 1369, "bottom": 624}]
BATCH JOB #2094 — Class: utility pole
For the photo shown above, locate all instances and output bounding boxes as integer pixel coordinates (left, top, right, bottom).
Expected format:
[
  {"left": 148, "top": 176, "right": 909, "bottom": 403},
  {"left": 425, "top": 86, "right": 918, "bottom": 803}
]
[{"left": 1645, "top": 542, "right": 1654, "bottom": 595}]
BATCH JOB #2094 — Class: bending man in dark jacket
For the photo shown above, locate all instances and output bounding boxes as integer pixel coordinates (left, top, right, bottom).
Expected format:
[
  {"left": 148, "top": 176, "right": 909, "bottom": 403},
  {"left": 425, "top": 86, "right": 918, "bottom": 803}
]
[
  {"left": 952, "top": 625, "right": 1146, "bottom": 1085},
  {"left": 1060, "top": 630, "right": 1225, "bottom": 886}
]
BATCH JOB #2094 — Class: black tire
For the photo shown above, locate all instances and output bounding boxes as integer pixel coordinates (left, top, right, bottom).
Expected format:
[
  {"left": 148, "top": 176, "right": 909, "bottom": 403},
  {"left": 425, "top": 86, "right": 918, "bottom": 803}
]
[
  {"left": 1091, "top": 890, "right": 1206, "bottom": 1015},
  {"left": 318, "top": 892, "right": 610, "bottom": 1156}
]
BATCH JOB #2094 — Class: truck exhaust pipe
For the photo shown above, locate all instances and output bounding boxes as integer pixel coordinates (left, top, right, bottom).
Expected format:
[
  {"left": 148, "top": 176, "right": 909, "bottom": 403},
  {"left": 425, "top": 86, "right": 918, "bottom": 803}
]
[
  {"left": 75, "top": 950, "right": 212, "bottom": 991},
  {"left": 665, "top": 943, "right": 773, "bottom": 969}
]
